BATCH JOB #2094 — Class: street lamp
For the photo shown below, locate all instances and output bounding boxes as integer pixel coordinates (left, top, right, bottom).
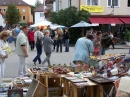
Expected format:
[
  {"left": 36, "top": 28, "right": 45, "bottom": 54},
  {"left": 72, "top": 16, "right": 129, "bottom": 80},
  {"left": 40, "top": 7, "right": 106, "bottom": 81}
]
[{"left": 111, "top": 4, "right": 114, "bottom": 15}]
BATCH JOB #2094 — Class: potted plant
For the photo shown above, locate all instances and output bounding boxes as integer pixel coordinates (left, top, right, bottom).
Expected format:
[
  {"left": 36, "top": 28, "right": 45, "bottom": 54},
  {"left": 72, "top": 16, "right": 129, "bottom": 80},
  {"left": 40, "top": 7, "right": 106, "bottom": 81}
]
[{"left": 125, "top": 29, "right": 130, "bottom": 47}]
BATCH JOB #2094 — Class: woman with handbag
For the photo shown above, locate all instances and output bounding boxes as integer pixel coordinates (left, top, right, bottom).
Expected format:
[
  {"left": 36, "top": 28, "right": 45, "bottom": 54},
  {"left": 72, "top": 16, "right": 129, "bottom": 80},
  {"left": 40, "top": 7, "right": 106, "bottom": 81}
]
[
  {"left": 0, "top": 31, "right": 9, "bottom": 82},
  {"left": 93, "top": 31, "right": 102, "bottom": 56},
  {"left": 73, "top": 33, "right": 94, "bottom": 71}
]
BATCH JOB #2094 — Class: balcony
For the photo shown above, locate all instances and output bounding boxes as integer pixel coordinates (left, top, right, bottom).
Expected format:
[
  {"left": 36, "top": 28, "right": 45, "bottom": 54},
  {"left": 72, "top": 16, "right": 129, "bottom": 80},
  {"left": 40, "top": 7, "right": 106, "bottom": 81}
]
[{"left": 45, "top": 0, "right": 55, "bottom": 4}]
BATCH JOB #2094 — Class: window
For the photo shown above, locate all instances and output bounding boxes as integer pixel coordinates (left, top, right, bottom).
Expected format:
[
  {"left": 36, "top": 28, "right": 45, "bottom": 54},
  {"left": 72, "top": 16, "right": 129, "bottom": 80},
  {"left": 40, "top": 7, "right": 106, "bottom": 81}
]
[
  {"left": 40, "top": 13, "right": 44, "bottom": 17},
  {"left": 3, "top": 9, "right": 6, "bottom": 12},
  {"left": 59, "top": 1, "right": 62, "bottom": 10},
  {"left": 23, "top": 16, "right": 25, "bottom": 20},
  {"left": 128, "top": 0, "right": 130, "bottom": 7},
  {"left": 67, "top": 0, "right": 71, "bottom": 8},
  {"left": 108, "top": 0, "right": 119, "bottom": 7},
  {"left": 22, "top": 8, "right": 25, "bottom": 12},
  {"left": 87, "top": 0, "right": 99, "bottom": 5}
]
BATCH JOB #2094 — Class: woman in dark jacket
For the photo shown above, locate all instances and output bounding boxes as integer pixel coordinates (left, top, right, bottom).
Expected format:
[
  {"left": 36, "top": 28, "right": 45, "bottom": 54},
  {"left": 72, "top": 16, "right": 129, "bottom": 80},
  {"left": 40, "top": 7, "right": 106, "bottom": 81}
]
[
  {"left": 101, "top": 32, "right": 111, "bottom": 55},
  {"left": 56, "top": 28, "right": 63, "bottom": 52},
  {"left": 64, "top": 28, "right": 70, "bottom": 52}
]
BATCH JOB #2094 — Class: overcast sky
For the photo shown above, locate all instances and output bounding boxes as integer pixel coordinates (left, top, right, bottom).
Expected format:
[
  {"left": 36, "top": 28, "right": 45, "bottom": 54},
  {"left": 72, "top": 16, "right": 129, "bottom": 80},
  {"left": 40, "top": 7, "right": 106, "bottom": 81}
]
[{"left": 23, "top": 0, "right": 43, "bottom": 5}]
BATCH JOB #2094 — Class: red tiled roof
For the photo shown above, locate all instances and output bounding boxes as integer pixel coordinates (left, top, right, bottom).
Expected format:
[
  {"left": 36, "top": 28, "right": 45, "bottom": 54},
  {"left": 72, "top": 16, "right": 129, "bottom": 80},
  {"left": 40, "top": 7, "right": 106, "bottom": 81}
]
[
  {"left": 34, "top": 4, "right": 53, "bottom": 12},
  {"left": 0, "top": 0, "right": 29, "bottom": 6},
  {"left": 34, "top": 4, "right": 44, "bottom": 12}
]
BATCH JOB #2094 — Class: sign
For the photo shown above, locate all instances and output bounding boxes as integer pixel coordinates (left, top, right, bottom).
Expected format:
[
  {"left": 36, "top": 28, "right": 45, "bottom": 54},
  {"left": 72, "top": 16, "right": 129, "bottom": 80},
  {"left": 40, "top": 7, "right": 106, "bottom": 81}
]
[
  {"left": 80, "top": 5, "right": 104, "bottom": 13},
  {"left": 92, "top": 23, "right": 99, "bottom": 26},
  {"left": 111, "top": 24, "right": 116, "bottom": 26}
]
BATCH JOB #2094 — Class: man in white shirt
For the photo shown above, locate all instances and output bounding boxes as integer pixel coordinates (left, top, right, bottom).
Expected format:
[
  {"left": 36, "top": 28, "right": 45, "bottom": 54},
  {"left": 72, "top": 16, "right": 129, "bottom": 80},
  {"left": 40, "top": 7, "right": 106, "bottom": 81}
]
[{"left": 16, "top": 25, "right": 29, "bottom": 77}]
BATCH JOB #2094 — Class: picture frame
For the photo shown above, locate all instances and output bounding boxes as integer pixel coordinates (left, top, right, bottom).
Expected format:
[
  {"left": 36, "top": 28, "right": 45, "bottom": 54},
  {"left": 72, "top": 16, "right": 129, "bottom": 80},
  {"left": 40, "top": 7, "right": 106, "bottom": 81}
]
[{"left": 8, "top": 89, "right": 23, "bottom": 97}]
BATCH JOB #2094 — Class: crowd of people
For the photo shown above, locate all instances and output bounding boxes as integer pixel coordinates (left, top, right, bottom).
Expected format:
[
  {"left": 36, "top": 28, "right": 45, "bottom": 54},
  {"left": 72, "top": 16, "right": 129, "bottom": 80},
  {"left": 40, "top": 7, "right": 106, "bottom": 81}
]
[
  {"left": 0, "top": 25, "right": 119, "bottom": 83},
  {"left": 73, "top": 29, "right": 118, "bottom": 71},
  {"left": 0, "top": 25, "right": 71, "bottom": 82}
]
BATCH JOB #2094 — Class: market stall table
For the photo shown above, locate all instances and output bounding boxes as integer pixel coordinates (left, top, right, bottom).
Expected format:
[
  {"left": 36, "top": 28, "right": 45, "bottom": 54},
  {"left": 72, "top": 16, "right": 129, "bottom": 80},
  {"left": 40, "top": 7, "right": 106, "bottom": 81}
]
[
  {"left": 63, "top": 75, "right": 104, "bottom": 97},
  {"left": 37, "top": 72, "right": 63, "bottom": 97},
  {"left": 27, "top": 68, "right": 38, "bottom": 79}
]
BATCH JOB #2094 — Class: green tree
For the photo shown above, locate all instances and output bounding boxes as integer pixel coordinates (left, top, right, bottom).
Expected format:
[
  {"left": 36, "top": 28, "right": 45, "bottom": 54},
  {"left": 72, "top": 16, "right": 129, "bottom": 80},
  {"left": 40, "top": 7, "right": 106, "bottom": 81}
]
[
  {"left": 5, "top": 4, "right": 21, "bottom": 26},
  {"left": 35, "top": 0, "right": 42, "bottom": 7},
  {"left": 30, "top": 5, "right": 36, "bottom": 22},
  {"left": 50, "top": 6, "right": 90, "bottom": 44}
]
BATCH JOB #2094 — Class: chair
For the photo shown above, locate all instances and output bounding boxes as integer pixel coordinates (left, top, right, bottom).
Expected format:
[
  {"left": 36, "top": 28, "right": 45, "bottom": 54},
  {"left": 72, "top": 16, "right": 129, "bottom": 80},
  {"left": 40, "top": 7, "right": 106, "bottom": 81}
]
[{"left": 25, "top": 78, "right": 47, "bottom": 97}]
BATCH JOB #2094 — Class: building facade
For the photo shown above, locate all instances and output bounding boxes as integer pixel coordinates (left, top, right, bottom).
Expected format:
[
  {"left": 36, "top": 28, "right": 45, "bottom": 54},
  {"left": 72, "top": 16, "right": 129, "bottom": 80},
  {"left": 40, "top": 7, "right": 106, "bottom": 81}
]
[
  {"left": 0, "top": 12, "right": 5, "bottom": 27},
  {"left": 0, "top": 0, "right": 33, "bottom": 24},
  {"left": 55, "top": 0, "right": 130, "bottom": 15},
  {"left": 53, "top": 0, "right": 130, "bottom": 33},
  {"left": 34, "top": 4, "right": 45, "bottom": 24}
]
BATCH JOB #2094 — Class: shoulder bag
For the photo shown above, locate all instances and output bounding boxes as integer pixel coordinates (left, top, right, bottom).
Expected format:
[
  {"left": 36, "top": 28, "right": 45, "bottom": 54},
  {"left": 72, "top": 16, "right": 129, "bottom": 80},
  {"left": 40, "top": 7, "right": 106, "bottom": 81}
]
[{"left": 84, "top": 38, "right": 90, "bottom": 57}]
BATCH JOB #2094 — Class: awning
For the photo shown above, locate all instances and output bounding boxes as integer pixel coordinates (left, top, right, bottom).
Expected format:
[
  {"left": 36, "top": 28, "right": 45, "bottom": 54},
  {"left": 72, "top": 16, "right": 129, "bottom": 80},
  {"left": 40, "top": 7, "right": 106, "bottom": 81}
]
[
  {"left": 90, "top": 17, "right": 123, "bottom": 24},
  {"left": 119, "top": 18, "right": 130, "bottom": 24}
]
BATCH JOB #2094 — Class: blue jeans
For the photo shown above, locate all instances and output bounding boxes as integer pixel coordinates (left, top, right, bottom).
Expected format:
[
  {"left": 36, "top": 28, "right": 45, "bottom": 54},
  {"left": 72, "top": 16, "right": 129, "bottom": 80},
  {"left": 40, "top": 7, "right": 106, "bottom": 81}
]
[
  {"left": 65, "top": 39, "right": 70, "bottom": 52},
  {"left": 101, "top": 48, "right": 105, "bottom": 55},
  {"left": 33, "top": 45, "right": 42, "bottom": 64},
  {"left": 57, "top": 39, "right": 62, "bottom": 52}
]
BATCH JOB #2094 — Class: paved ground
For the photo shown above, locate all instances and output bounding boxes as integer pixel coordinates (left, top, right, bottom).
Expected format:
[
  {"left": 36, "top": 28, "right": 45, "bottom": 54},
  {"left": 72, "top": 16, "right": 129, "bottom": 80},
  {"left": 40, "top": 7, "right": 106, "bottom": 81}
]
[{"left": 4, "top": 43, "right": 130, "bottom": 78}]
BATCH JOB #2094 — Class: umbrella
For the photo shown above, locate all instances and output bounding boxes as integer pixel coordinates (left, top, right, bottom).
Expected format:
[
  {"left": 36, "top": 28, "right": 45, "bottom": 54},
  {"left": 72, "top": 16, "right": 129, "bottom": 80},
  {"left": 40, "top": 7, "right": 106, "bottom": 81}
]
[
  {"left": 70, "top": 20, "right": 95, "bottom": 36},
  {"left": 70, "top": 20, "right": 94, "bottom": 28},
  {"left": 50, "top": 24, "right": 65, "bottom": 29},
  {"left": 30, "top": 20, "right": 52, "bottom": 27}
]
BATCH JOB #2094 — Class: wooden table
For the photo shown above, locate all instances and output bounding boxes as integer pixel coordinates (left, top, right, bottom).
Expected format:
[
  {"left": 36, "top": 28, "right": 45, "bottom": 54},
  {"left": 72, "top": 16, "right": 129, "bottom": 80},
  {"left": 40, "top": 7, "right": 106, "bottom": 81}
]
[
  {"left": 38, "top": 72, "right": 64, "bottom": 97},
  {"left": 62, "top": 76, "right": 104, "bottom": 97},
  {"left": 27, "top": 69, "right": 38, "bottom": 79}
]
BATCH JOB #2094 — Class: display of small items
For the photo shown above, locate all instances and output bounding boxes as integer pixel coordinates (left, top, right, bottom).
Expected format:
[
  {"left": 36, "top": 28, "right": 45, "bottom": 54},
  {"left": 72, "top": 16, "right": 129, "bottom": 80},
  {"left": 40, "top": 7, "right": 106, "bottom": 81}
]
[
  {"left": 52, "top": 64, "right": 70, "bottom": 74},
  {"left": 30, "top": 64, "right": 71, "bottom": 74},
  {"left": 95, "top": 57, "right": 126, "bottom": 77}
]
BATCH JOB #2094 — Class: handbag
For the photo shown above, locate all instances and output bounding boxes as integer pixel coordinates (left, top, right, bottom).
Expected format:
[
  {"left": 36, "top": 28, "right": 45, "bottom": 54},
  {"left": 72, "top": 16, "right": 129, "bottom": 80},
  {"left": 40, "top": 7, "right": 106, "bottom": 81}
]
[
  {"left": 94, "top": 46, "right": 100, "bottom": 54},
  {"left": 84, "top": 38, "right": 90, "bottom": 57}
]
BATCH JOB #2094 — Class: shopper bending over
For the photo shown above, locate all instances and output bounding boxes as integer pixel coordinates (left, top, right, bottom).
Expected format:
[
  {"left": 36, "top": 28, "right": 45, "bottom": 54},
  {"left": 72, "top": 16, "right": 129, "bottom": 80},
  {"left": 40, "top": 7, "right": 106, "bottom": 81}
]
[{"left": 73, "top": 33, "right": 94, "bottom": 71}]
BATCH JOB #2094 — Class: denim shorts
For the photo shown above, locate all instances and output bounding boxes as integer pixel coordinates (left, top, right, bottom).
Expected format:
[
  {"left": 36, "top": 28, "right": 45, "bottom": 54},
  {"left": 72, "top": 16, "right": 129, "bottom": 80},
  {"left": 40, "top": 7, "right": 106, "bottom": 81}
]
[{"left": 14, "top": 38, "right": 17, "bottom": 44}]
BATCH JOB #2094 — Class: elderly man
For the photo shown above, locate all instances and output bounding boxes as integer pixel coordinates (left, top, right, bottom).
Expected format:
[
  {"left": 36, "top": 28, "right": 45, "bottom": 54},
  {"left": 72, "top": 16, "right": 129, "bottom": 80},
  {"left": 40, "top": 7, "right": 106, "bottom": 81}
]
[{"left": 16, "top": 25, "right": 29, "bottom": 77}]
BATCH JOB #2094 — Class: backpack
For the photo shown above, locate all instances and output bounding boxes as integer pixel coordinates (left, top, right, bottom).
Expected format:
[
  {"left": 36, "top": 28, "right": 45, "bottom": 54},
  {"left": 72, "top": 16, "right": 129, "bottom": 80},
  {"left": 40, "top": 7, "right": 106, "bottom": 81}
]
[
  {"left": 36, "top": 32, "right": 42, "bottom": 45},
  {"left": 15, "top": 28, "right": 21, "bottom": 34}
]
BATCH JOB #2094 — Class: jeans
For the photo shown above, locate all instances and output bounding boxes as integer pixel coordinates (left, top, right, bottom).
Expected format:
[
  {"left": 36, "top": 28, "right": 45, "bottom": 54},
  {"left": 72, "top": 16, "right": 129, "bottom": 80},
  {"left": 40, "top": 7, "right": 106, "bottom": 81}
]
[
  {"left": 42, "top": 53, "right": 51, "bottom": 66},
  {"left": 29, "top": 41, "right": 35, "bottom": 51},
  {"left": 111, "top": 41, "right": 114, "bottom": 49},
  {"left": 65, "top": 39, "right": 70, "bottom": 52},
  {"left": 53, "top": 40, "right": 57, "bottom": 50},
  {"left": 57, "top": 39, "right": 62, "bottom": 52},
  {"left": 33, "top": 45, "right": 42, "bottom": 64},
  {"left": 101, "top": 48, "right": 105, "bottom": 55}
]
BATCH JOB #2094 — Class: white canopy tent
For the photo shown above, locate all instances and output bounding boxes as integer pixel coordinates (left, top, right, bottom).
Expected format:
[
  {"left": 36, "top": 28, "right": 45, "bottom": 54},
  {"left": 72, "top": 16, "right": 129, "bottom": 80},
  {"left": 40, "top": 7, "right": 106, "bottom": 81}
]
[
  {"left": 30, "top": 20, "right": 52, "bottom": 27},
  {"left": 30, "top": 20, "right": 65, "bottom": 29}
]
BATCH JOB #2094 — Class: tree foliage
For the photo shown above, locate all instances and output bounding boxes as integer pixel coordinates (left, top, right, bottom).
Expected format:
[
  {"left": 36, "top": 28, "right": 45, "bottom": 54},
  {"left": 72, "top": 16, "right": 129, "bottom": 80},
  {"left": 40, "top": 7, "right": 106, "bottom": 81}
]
[
  {"left": 34, "top": 0, "right": 42, "bottom": 7},
  {"left": 5, "top": 4, "right": 21, "bottom": 26},
  {"left": 50, "top": 6, "right": 90, "bottom": 27},
  {"left": 30, "top": 5, "right": 36, "bottom": 22},
  {"left": 50, "top": 6, "right": 91, "bottom": 44}
]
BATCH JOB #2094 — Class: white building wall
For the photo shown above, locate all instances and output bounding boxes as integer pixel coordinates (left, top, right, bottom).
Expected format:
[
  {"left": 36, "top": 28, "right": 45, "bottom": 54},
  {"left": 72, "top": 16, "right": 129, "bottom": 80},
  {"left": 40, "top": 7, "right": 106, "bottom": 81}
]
[
  {"left": 34, "top": 12, "right": 45, "bottom": 24},
  {"left": 0, "top": 14, "right": 5, "bottom": 27}
]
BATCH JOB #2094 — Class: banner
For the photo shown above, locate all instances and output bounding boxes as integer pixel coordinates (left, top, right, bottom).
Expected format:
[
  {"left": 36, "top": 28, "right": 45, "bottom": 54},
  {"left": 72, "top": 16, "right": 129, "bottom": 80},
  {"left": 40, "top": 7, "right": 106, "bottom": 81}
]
[{"left": 80, "top": 5, "right": 104, "bottom": 13}]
